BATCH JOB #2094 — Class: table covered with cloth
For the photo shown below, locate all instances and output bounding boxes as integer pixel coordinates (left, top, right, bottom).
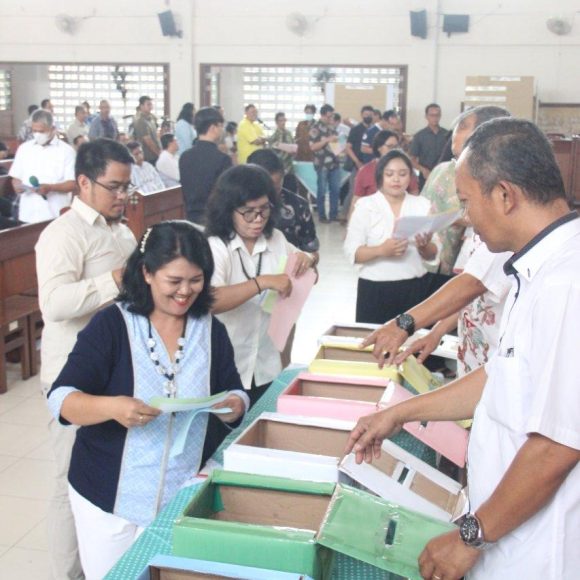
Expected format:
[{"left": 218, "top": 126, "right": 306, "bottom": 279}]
[{"left": 106, "top": 367, "right": 436, "bottom": 580}]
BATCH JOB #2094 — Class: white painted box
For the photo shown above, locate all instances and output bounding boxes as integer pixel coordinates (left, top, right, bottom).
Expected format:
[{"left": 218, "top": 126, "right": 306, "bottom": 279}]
[
  {"left": 339, "top": 439, "right": 467, "bottom": 522},
  {"left": 223, "top": 412, "right": 356, "bottom": 483}
]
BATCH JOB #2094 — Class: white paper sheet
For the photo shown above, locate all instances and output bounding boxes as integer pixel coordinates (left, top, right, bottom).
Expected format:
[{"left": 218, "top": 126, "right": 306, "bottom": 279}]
[{"left": 393, "top": 209, "right": 462, "bottom": 240}]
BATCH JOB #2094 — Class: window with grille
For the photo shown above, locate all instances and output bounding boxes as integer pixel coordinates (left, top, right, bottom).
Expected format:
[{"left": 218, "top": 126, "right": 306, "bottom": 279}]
[
  {"left": 48, "top": 64, "right": 168, "bottom": 131},
  {"left": 0, "top": 69, "right": 12, "bottom": 111},
  {"left": 241, "top": 66, "right": 406, "bottom": 131}
]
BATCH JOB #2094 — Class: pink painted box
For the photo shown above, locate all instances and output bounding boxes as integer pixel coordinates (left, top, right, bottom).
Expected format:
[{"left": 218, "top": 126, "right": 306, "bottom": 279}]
[
  {"left": 277, "top": 372, "right": 390, "bottom": 423},
  {"left": 379, "top": 381, "right": 468, "bottom": 468},
  {"left": 277, "top": 373, "right": 468, "bottom": 468}
]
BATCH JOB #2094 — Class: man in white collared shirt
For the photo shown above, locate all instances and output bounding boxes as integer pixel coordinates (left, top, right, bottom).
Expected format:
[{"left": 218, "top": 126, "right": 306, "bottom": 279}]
[
  {"left": 127, "top": 140, "right": 165, "bottom": 193},
  {"left": 347, "top": 118, "right": 579, "bottom": 580},
  {"left": 36, "top": 139, "right": 137, "bottom": 580},
  {"left": 10, "top": 109, "right": 76, "bottom": 223}
]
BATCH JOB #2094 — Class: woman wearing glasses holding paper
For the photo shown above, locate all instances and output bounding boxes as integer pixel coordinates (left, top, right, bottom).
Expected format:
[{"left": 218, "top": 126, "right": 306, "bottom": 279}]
[
  {"left": 46, "top": 221, "right": 248, "bottom": 580},
  {"left": 344, "top": 150, "right": 443, "bottom": 324},
  {"left": 206, "top": 164, "right": 316, "bottom": 405}
]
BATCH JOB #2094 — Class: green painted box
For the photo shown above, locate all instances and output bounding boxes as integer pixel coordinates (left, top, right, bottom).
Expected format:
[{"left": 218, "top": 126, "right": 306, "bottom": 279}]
[{"left": 173, "top": 471, "right": 455, "bottom": 580}]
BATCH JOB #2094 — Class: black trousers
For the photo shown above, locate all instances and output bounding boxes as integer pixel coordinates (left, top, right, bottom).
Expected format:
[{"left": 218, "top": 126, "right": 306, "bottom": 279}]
[{"left": 355, "top": 273, "right": 448, "bottom": 325}]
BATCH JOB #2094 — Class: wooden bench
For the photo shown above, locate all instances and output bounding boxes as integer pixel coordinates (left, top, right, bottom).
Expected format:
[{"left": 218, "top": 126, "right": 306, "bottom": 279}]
[
  {"left": 125, "top": 185, "right": 184, "bottom": 241},
  {"left": 0, "top": 220, "right": 50, "bottom": 393}
]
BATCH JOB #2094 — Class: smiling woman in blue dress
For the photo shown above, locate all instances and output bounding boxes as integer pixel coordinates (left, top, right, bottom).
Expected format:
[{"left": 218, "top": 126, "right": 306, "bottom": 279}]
[{"left": 47, "top": 221, "right": 248, "bottom": 580}]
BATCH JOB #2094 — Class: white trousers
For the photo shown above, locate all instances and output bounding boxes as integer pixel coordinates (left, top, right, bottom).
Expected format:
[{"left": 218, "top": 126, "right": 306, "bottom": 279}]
[
  {"left": 47, "top": 414, "right": 84, "bottom": 580},
  {"left": 69, "top": 485, "right": 144, "bottom": 580}
]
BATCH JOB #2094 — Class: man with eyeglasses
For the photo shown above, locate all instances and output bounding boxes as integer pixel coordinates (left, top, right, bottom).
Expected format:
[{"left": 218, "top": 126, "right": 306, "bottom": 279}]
[{"left": 35, "top": 138, "right": 137, "bottom": 580}]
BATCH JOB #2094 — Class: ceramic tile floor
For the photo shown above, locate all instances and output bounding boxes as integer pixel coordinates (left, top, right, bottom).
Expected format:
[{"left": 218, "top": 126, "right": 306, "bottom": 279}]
[{"left": 0, "top": 221, "right": 358, "bottom": 579}]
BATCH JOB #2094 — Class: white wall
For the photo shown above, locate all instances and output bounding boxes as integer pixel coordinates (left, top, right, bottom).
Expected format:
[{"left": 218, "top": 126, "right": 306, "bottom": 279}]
[
  {"left": 1, "top": 0, "right": 579, "bottom": 133},
  {"left": 10, "top": 65, "right": 50, "bottom": 127}
]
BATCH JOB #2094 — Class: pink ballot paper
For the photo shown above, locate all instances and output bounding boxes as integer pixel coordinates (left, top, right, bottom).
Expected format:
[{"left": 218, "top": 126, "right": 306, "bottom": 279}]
[{"left": 267, "top": 253, "right": 317, "bottom": 351}]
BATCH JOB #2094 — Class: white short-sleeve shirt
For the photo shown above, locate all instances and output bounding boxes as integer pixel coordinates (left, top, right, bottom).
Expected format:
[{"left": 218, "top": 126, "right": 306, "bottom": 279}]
[
  {"left": 467, "top": 213, "right": 580, "bottom": 579},
  {"left": 9, "top": 137, "right": 75, "bottom": 222},
  {"left": 344, "top": 191, "right": 439, "bottom": 281},
  {"left": 208, "top": 229, "right": 299, "bottom": 389},
  {"left": 457, "top": 235, "right": 512, "bottom": 376}
]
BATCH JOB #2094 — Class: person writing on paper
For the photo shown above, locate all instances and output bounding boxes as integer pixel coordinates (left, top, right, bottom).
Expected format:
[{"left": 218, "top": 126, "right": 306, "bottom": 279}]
[
  {"left": 344, "top": 150, "right": 444, "bottom": 324},
  {"left": 206, "top": 164, "right": 316, "bottom": 405},
  {"left": 46, "top": 221, "right": 248, "bottom": 580}
]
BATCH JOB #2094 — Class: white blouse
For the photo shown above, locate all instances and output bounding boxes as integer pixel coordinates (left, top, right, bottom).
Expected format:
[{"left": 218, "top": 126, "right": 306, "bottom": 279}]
[
  {"left": 208, "top": 229, "right": 299, "bottom": 389},
  {"left": 344, "top": 191, "right": 439, "bottom": 282}
]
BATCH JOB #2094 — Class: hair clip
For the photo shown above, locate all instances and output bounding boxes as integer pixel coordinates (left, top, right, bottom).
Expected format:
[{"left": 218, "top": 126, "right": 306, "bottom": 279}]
[{"left": 140, "top": 227, "right": 152, "bottom": 254}]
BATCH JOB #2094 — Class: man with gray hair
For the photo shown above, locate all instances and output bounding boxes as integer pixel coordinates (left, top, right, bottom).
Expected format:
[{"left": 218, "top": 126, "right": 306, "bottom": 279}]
[
  {"left": 348, "top": 117, "right": 580, "bottom": 579},
  {"left": 9, "top": 108, "right": 76, "bottom": 222},
  {"left": 66, "top": 105, "right": 89, "bottom": 144},
  {"left": 359, "top": 106, "right": 512, "bottom": 377}
]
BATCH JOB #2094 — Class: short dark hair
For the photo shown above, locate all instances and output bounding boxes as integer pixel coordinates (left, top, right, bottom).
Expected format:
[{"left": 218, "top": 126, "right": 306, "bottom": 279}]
[
  {"left": 375, "top": 150, "right": 413, "bottom": 189},
  {"left": 245, "top": 103, "right": 256, "bottom": 112},
  {"left": 225, "top": 121, "right": 237, "bottom": 134},
  {"left": 383, "top": 109, "right": 398, "bottom": 121},
  {"left": 373, "top": 109, "right": 382, "bottom": 117},
  {"left": 320, "top": 104, "right": 334, "bottom": 117},
  {"left": 304, "top": 104, "right": 317, "bottom": 114},
  {"left": 75, "top": 138, "right": 133, "bottom": 181},
  {"left": 126, "top": 140, "right": 141, "bottom": 153},
  {"left": 333, "top": 113, "right": 341, "bottom": 122},
  {"left": 160, "top": 133, "right": 176, "bottom": 150},
  {"left": 74, "top": 105, "right": 86, "bottom": 116},
  {"left": 247, "top": 149, "right": 284, "bottom": 175},
  {"left": 41, "top": 98, "right": 51, "bottom": 109},
  {"left": 177, "top": 102, "right": 195, "bottom": 124},
  {"left": 27, "top": 104, "right": 39, "bottom": 116},
  {"left": 456, "top": 105, "right": 511, "bottom": 131},
  {"left": 117, "top": 221, "right": 214, "bottom": 317},
  {"left": 372, "top": 130, "right": 399, "bottom": 158},
  {"left": 139, "top": 95, "right": 152, "bottom": 107},
  {"left": 194, "top": 107, "right": 224, "bottom": 136},
  {"left": 463, "top": 118, "right": 566, "bottom": 205},
  {"left": 275, "top": 112, "right": 286, "bottom": 123},
  {"left": 206, "top": 165, "right": 280, "bottom": 242},
  {"left": 425, "top": 103, "right": 441, "bottom": 115},
  {"left": 361, "top": 105, "right": 374, "bottom": 114}
]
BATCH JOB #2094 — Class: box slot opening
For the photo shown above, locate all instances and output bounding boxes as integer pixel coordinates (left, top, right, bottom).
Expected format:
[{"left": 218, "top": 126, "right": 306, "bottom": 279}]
[
  {"left": 332, "top": 326, "right": 374, "bottom": 338},
  {"left": 384, "top": 519, "right": 397, "bottom": 546},
  {"left": 151, "top": 568, "right": 239, "bottom": 580}
]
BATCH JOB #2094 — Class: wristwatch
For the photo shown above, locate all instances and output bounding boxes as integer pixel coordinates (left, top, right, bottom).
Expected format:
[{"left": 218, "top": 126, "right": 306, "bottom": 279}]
[
  {"left": 456, "top": 513, "right": 492, "bottom": 550},
  {"left": 395, "top": 313, "right": 415, "bottom": 336}
]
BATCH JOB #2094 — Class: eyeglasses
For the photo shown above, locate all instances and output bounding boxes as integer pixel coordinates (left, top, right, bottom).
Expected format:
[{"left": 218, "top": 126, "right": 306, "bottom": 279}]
[
  {"left": 91, "top": 179, "right": 137, "bottom": 197},
  {"left": 235, "top": 203, "right": 273, "bottom": 223}
]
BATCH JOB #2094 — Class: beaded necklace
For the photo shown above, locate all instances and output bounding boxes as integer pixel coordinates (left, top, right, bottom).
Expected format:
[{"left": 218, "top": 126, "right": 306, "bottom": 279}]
[{"left": 147, "top": 318, "right": 187, "bottom": 397}]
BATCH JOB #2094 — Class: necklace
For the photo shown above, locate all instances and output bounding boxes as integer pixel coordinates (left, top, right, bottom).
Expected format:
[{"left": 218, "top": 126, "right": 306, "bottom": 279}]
[
  {"left": 147, "top": 318, "right": 187, "bottom": 397},
  {"left": 237, "top": 248, "right": 262, "bottom": 280}
]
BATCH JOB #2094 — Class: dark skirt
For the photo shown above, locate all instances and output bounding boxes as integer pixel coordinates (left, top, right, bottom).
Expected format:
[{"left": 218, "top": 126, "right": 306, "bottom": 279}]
[{"left": 355, "top": 273, "right": 448, "bottom": 325}]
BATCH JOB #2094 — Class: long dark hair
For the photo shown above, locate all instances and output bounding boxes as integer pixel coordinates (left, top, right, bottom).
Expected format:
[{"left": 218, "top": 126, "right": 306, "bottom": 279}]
[
  {"left": 205, "top": 164, "right": 280, "bottom": 242},
  {"left": 117, "top": 221, "right": 214, "bottom": 317},
  {"left": 177, "top": 102, "right": 195, "bottom": 125}
]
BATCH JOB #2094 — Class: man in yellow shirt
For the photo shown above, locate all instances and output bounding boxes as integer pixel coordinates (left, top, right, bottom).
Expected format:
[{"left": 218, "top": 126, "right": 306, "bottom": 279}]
[{"left": 237, "top": 103, "right": 266, "bottom": 163}]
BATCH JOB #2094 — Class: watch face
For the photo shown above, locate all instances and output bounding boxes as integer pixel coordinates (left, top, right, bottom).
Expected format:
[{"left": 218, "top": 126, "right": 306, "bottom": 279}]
[
  {"left": 460, "top": 515, "right": 480, "bottom": 544},
  {"left": 397, "top": 313, "right": 415, "bottom": 333}
]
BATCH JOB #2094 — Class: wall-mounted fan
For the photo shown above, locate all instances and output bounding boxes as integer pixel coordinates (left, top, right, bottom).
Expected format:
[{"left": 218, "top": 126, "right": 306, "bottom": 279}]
[
  {"left": 546, "top": 16, "right": 573, "bottom": 36},
  {"left": 286, "top": 12, "right": 309, "bottom": 37},
  {"left": 55, "top": 14, "right": 79, "bottom": 35}
]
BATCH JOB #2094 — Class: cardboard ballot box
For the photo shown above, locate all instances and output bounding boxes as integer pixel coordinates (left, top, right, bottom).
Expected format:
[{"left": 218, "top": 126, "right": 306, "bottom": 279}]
[
  {"left": 322, "top": 323, "right": 458, "bottom": 360},
  {"left": 138, "top": 554, "right": 311, "bottom": 580},
  {"left": 277, "top": 373, "right": 390, "bottom": 422},
  {"left": 340, "top": 439, "right": 468, "bottom": 522},
  {"left": 277, "top": 374, "right": 467, "bottom": 467},
  {"left": 223, "top": 413, "right": 354, "bottom": 483},
  {"left": 173, "top": 471, "right": 455, "bottom": 580},
  {"left": 380, "top": 381, "right": 468, "bottom": 467},
  {"left": 308, "top": 342, "right": 401, "bottom": 381}
]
